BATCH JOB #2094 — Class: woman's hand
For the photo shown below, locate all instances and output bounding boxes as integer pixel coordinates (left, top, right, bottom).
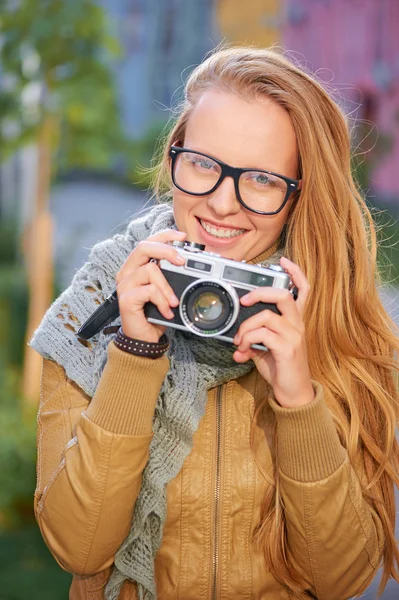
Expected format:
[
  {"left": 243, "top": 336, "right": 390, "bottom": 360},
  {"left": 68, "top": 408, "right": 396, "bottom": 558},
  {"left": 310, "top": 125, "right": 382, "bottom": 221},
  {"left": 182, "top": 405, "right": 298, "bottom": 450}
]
[
  {"left": 115, "top": 229, "right": 187, "bottom": 343},
  {"left": 232, "top": 257, "right": 314, "bottom": 408}
]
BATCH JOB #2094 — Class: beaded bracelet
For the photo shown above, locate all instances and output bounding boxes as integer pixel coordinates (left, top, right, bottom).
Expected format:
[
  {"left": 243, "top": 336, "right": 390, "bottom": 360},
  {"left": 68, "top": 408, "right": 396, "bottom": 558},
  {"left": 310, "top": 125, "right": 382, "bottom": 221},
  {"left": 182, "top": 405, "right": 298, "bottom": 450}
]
[{"left": 114, "top": 327, "right": 169, "bottom": 359}]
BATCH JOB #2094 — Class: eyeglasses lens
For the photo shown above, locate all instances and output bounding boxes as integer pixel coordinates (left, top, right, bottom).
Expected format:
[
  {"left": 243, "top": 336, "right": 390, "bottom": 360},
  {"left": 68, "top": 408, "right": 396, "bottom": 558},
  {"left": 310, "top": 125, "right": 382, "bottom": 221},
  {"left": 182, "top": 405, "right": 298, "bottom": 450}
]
[
  {"left": 239, "top": 170, "right": 287, "bottom": 212},
  {"left": 174, "top": 152, "right": 221, "bottom": 194},
  {"left": 173, "top": 151, "right": 287, "bottom": 213}
]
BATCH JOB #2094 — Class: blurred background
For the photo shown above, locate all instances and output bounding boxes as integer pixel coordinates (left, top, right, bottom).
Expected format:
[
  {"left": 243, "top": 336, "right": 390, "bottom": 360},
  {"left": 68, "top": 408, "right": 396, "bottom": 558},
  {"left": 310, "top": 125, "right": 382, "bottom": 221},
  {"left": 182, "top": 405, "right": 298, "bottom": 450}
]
[{"left": 0, "top": 1, "right": 398, "bottom": 598}]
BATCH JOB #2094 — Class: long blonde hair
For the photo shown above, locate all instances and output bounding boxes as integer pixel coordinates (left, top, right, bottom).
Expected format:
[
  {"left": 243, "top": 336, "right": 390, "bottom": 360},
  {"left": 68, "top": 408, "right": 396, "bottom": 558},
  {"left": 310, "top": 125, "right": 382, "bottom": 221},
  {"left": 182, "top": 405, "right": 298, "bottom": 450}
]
[{"left": 152, "top": 47, "right": 399, "bottom": 596}]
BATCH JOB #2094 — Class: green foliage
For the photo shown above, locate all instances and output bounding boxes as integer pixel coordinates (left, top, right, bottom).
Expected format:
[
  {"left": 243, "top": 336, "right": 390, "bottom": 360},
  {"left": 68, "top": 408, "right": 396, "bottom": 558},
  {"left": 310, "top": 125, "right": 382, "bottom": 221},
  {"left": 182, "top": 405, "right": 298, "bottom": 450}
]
[
  {"left": 0, "top": 361, "right": 37, "bottom": 529},
  {"left": 0, "top": 264, "right": 29, "bottom": 366},
  {"left": 0, "top": 219, "right": 29, "bottom": 366},
  {"left": 0, "top": 221, "right": 69, "bottom": 594},
  {"left": 0, "top": 217, "right": 34, "bottom": 528},
  {"left": 0, "top": 219, "right": 19, "bottom": 265},
  {"left": 351, "top": 154, "right": 371, "bottom": 196},
  {"left": 372, "top": 206, "right": 399, "bottom": 286},
  {"left": 0, "top": 0, "right": 126, "bottom": 170},
  {"left": 0, "top": 0, "right": 172, "bottom": 187},
  {"left": 0, "top": 525, "right": 71, "bottom": 599},
  {"left": 351, "top": 144, "right": 399, "bottom": 284}
]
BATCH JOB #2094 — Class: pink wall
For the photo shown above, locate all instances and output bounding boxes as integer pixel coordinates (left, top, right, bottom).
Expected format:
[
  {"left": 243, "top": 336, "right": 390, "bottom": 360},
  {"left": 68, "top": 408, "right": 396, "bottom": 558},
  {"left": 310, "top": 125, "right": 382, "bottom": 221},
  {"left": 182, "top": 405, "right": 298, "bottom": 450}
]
[{"left": 282, "top": 0, "right": 399, "bottom": 204}]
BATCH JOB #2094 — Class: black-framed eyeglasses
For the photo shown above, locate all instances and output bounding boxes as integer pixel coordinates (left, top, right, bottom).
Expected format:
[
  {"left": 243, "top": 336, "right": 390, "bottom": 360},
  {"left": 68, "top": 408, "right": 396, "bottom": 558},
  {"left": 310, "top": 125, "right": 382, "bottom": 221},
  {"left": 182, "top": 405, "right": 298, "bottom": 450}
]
[{"left": 169, "top": 146, "right": 301, "bottom": 216}]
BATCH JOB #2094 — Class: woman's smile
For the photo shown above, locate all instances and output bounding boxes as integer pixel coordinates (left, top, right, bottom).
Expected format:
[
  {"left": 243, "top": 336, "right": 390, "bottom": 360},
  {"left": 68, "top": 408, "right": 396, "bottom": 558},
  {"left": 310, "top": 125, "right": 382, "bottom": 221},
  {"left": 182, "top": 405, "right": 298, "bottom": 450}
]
[{"left": 195, "top": 216, "right": 248, "bottom": 247}]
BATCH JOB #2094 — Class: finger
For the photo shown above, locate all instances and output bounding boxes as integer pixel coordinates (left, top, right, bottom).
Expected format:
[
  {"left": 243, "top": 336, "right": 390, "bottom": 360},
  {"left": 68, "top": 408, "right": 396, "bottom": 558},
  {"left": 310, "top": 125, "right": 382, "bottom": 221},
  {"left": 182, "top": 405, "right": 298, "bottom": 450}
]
[
  {"left": 119, "top": 261, "right": 180, "bottom": 307},
  {"left": 237, "top": 327, "right": 282, "bottom": 355},
  {"left": 119, "top": 283, "right": 174, "bottom": 321},
  {"left": 279, "top": 257, "right": 310, "bottom": 315},
  {"left": 233, "top": 310, "right": 298, "bottom": 347},
  {"left": 240, "top": 287, "right": 300, "bottom": 325},
  {"left": 233, "top": 347, "right": 258, "bottom": 363},
  {"left": 146, "top": 228, "right": 187, "bottom": 244},
  {"left": 117, "top": 239, "right": 186, "bottom": 280}
]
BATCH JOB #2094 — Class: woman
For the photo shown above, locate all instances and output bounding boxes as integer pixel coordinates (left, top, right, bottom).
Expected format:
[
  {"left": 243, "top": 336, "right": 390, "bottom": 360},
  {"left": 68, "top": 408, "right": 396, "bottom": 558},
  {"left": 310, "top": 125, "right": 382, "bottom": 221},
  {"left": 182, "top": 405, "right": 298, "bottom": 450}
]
[{"left": 31, "top": 47, "right": 399, "bottom": 600}]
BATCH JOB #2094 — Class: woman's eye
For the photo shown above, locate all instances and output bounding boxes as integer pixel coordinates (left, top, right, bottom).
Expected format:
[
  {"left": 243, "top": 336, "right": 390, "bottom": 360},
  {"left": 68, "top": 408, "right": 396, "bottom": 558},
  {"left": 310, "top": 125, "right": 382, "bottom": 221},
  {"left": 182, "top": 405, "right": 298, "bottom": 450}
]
[
  {"left": 193, "top": 158, "right": 214, "bottom": 170},
  {"left": 244, "top": 172, "right": 271, "bottom": 185},
  {"left": 256, "top": 174, "right": 269, "bottom": 184}
]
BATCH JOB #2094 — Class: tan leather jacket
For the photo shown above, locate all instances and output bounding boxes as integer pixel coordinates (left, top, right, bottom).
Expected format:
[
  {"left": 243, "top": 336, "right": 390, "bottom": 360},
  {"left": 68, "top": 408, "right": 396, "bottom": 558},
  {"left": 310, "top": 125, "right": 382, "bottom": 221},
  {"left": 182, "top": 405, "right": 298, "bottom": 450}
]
[{"left": 35, "top": 341, "right": 384, "bottom": 600}]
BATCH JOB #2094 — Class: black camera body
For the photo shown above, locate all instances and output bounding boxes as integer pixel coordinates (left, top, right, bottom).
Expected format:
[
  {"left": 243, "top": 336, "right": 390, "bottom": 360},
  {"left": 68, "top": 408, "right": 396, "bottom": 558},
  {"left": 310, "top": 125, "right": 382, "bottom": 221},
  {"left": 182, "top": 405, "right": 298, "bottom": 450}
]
[{"left": 144, "top": 240, "right": 296, "bottom": 351}]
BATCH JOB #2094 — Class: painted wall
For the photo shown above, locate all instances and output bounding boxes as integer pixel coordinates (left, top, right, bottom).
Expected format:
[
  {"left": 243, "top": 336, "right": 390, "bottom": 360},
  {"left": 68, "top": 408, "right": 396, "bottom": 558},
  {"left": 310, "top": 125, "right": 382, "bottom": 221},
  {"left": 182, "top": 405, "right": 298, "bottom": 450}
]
[
  {"left": 217, "top": 0, "right": 281, "bottom": 46},
  {"left": 100, "top": 0, "right": 219, "bottom": 138},
  {"left": 282, "top": 0, "right": 399, "bottom": 205},
  {"left": 216, "top": 0, "right": 399, "bottom": 206}
]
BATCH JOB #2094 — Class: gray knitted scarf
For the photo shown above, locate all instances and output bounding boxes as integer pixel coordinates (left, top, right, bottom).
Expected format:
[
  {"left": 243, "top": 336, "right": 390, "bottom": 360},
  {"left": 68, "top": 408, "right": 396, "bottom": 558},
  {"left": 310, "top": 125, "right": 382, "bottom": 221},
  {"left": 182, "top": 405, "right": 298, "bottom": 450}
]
[{"left": 30, "top": 203, "right": 284, "bottom": 599}]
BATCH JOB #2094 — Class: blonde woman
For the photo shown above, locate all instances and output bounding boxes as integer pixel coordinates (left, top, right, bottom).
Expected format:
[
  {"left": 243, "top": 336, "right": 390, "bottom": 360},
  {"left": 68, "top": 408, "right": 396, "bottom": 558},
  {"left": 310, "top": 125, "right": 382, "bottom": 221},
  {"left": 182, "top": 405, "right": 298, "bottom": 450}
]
[{"left": 31, "top": 47, "right": 399, "bottom": 600}]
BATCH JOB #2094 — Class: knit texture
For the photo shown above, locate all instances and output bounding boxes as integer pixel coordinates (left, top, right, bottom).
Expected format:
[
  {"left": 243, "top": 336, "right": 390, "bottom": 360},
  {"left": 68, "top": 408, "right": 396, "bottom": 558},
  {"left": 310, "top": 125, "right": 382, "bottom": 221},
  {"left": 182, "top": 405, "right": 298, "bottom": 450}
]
[{"left": 30, "top": 203, "right": 285, "bottom": 600}]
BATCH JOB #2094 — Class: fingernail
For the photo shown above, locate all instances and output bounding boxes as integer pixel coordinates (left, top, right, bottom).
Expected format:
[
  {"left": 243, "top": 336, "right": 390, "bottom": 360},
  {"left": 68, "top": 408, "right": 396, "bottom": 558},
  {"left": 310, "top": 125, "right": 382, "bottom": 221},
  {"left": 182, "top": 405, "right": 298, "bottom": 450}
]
[
  {"left": 170, "top": 293, "right": 179, "bottom": 305},
  {"left": 233, "top": 334, "right": 240, "bottom": 345},
  {"left": 168, "top": 309, "right": 175, "bottom": 319},
  {"left": 177, "top": 256, "right": 185, "bottom": 263},
  {"left": 176, "top": 230, "right": 186, "bottom": 236}
]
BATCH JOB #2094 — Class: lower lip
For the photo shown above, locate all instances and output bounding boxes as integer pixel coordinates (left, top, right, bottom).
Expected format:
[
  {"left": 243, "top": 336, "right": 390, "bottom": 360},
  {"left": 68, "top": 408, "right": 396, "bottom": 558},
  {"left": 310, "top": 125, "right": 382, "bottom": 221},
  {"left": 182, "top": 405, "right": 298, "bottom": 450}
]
[{"left": 195, "top": 218, "right": 248, "bottom": 248}]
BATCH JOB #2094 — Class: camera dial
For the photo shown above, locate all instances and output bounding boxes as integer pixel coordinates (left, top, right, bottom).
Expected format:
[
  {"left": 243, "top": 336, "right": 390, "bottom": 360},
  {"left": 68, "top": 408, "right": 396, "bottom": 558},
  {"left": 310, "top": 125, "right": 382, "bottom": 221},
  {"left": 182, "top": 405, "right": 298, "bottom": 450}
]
[
  {"left": 185, "top": 241, "right": 206, "bottom": 252},
  {"left": 268, "top": 264, "right": 285, "bottom": 273}
]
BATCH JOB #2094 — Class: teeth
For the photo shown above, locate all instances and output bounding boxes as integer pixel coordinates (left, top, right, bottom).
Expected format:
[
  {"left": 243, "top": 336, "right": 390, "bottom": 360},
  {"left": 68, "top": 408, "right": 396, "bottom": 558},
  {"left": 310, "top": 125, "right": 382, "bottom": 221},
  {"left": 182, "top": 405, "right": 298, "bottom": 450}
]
[{"left": 200, "top": 219, "right": 246, "bottom": 238}]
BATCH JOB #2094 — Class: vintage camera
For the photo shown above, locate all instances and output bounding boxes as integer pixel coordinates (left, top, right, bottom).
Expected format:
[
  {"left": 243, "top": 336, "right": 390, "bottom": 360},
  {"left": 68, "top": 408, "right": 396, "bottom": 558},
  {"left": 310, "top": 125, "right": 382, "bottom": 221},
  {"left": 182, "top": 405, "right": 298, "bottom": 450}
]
[{"left": 144, "top": 240, "right": 297, "bottom": 351}]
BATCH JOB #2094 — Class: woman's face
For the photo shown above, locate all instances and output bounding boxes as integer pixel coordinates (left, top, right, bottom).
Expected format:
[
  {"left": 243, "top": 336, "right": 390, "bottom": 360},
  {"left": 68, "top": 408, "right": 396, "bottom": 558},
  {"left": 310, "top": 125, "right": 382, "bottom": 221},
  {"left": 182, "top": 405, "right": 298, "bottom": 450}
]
[{"left": 172, "top": 89, "right": 299, "bottom": 262}]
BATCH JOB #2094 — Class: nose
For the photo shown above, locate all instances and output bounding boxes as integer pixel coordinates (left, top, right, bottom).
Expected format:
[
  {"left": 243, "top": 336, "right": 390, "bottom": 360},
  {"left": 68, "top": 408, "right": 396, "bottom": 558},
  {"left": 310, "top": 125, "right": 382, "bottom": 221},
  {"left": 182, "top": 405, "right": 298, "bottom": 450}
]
[{"left": 206, "top": 176, "right": 241, "bottom": 217}]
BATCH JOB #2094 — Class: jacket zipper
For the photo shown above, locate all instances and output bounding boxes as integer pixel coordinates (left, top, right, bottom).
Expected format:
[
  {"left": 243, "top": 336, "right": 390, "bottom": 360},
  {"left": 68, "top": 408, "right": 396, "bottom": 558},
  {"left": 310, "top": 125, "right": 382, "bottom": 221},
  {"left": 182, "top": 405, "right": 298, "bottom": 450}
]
[{"left": 211, "top": 385, "right": 223, "bottom": 600}]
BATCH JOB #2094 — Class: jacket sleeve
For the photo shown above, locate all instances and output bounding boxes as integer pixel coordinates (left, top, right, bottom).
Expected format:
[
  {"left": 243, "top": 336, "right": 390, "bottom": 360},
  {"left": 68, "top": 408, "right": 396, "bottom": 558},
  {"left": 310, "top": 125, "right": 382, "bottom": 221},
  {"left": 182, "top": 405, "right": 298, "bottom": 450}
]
[
  {"left": 34, "top": 341, "right": 170, "bottom": 576},
  {"left": 269, "top": 381, "right": 386, "bottom": 600}
]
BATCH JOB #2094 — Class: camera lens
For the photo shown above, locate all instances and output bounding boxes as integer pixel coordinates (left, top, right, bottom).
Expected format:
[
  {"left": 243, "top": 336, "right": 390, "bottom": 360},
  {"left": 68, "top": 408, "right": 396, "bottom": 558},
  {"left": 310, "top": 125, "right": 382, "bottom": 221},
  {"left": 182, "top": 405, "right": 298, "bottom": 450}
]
[
  {"left": 180, "top": 280, "right": 239, "bottom": 336},
  {"left": 192, "top": 292, "right": 223, "bottom": 322}
]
